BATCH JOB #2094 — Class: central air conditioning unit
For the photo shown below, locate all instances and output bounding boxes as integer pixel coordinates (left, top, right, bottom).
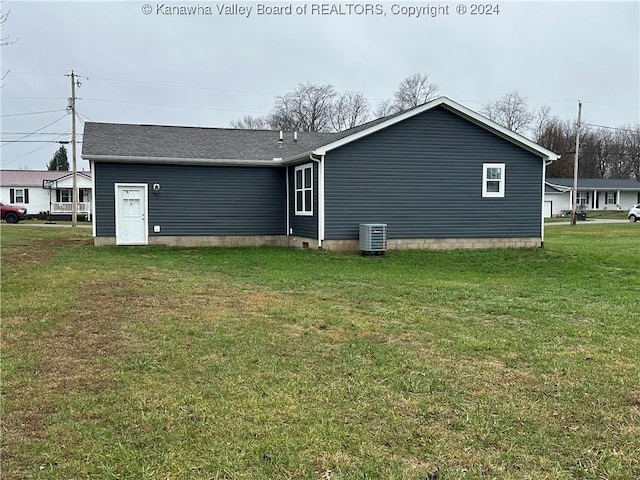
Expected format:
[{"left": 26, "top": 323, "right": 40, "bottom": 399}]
[{"left": 359, "top": 223, "right": 387, "bottom": 255}]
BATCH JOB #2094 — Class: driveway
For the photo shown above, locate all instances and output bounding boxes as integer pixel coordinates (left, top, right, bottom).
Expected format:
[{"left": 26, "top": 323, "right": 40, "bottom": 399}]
[{"left": 546, "top": 219, "right": 630, "bottom": 226}]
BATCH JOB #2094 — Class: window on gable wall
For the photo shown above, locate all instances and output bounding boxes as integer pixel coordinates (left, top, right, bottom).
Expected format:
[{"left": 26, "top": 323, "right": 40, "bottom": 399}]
[
  {"left": 295, "top": 164, "right": 313, "bottom": 215},
  {"left": 482, "top": 163, "right": 505, "bottom": 198}
]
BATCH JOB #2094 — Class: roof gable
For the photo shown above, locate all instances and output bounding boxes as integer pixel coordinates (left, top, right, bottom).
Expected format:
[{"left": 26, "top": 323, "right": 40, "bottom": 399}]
[{"left": 304, "top": 97, "right": 559, "bottom": 161}]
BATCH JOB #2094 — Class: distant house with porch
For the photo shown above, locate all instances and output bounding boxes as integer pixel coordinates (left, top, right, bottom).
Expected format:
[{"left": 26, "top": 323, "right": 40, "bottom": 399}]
[
  {"left": 545, "top": 178, "right": 640, "bottom": 217},
  {"left": 0, "top": 170, "right": 92, "bottom": 220}
]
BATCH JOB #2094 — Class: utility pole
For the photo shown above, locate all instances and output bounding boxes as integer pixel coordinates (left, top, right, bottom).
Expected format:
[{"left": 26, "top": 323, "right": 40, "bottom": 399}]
[
  {"left": 67, "top": 70, "right": 80, "bottom": 227},
  {"left": 571, "top": 101, "right": 582, "bottom": 226}
]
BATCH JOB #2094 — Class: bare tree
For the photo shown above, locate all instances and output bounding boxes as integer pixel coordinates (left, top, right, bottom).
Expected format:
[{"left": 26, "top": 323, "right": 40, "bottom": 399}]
[
  {"left": 373, "top": 99, "right": 395, "bottom": 118},
  {"left": 539, "top": 118, "right": 578, "bottom": 178},
  {"left": 1, "top": 2, "right": 15, "bottom": 86},
  {"left": 481, "top": 91, "right": 535, "bottom": 134},
  {"left": 1, "top": 2, "right": 16, "bottom": 47},
  {"left": 622, "top": 124, "right": 640, "bottom": 179},
  {"left": 532, "top": 104, "right": 555, "bottom": 143},
  {"left": 603, "top": 125, "right": 640, "bottom": 179},
  {"left": 392, "top": 73, "right": 439, "bottom": 111},
  {"left": 230, "top": 115, "right": 270, "bottom": 130},
  {"left": 230, "top": 84, "right": 371, "bottom": 132},
  {"left": 269, "top": 83, "right": 336, "bottom": 132},
  {"left": 330, "top": 91, "right": 370, "bottom": 131}
]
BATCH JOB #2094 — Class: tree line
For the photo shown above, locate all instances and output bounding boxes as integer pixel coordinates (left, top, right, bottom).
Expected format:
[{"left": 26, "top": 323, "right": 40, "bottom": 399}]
[
  {"left": 480, "top": 91, "right": 640, "bottom": 180},
  {"left": 231, "top": 78, "right": 639, "bottom": 180},
  {"left": 231, "top": 73, "right": 439, "bottom": 132}
]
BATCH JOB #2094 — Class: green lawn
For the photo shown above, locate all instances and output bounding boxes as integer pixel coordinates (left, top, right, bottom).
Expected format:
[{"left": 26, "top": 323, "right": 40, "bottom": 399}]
[{"left": 1, "top": 224, "right": 639, "bottom": 479}]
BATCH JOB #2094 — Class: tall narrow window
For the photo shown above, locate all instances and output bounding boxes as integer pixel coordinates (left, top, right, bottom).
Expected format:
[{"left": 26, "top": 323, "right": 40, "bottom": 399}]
[
  {"left": 295, "top": 164, "right": 313, "bottom": 215},
  {"left": 482, "top": 163, "right": 505, "bottom": 198}
]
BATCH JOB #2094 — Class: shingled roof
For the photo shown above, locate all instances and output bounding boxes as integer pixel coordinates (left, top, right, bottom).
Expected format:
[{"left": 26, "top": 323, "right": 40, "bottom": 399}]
[
  {"left": 0, "top": 170, "right": 91, "bottom": 187},
  {"left": 82, "top": 123, "right": 338, "bottom": 162},
  {"left": 82, "top": 97, "right": 560, "bottom": 165},
  {"left": 546, "top": 178, "right": 640, "bottom": 191}
]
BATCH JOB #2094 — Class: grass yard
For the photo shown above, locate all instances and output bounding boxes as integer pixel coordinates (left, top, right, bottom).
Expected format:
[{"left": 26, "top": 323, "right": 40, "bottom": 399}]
[{"left": 1, "top": 224, "right": 639, "bottom": 479}]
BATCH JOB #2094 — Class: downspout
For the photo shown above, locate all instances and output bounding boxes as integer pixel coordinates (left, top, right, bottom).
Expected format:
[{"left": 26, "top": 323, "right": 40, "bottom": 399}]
[
  {"left": 90, "top": 160, "right": 96, "bottom": 238},
  {"left": 285, "top": 166, "right": 290, "bottom": 237},
  {"left": 542, "top": 158, "right": 554, "bottom": 248},
  {"left": 309, "top": 153, "right": 324, "bottom": 249}
]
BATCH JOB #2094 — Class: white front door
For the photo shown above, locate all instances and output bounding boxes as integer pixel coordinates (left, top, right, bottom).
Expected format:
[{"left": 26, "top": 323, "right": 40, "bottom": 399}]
[{"left": 115, "top": 184, "right": 148, "bottom": 245}]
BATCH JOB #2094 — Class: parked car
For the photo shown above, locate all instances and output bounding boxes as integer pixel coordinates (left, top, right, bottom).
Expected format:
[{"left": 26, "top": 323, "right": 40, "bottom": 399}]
[
  {"left": 0, "top": 201, "right": 27, "bottom": 223},
  {"left": 629, "top": 204, "right": 640, "bottom": 223}
]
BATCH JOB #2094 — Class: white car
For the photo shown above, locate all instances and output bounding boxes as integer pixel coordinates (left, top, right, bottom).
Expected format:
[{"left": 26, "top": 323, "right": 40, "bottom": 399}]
[{"left": 629, "top": 204, "right": 640, "bottom": 223}]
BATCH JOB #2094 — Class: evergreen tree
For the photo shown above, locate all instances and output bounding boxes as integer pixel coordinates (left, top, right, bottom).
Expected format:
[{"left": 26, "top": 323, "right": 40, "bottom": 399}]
[{"left": 47, "top": 145, "right": 69, "bottom": 171}]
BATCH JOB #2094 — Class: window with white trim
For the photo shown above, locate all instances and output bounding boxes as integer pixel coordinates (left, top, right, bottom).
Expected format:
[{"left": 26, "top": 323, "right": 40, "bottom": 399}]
[
  {"left": 14, "top": 188, "right": 25, "bottom": 203},
  {"left": 577, "top": 191, "right": 589, "bottom": 206},
  {"left": 605, "top": 191, "right": 616, "bottom": 204},
  {"left": 482, "top": 163, "right": 505, "bottom": 198},
  {"left": 59, "top": 189, "right": 72, "bottom": 203},
  {"left": 294, "top": 164, "right": 313, "bottom": 215}
]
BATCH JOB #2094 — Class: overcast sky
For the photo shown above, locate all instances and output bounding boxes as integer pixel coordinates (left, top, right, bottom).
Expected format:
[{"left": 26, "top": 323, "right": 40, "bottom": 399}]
[{"left": 1, "top": 0, "right": 638, "bottom": 171}]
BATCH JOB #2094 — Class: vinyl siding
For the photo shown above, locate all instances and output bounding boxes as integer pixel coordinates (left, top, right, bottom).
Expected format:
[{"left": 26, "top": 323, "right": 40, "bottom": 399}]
[
  {"left": 287, "top": 162, "right": 318, "bottom": 239},
  {"left": 324, "top": 106, "right": 543, "bottom": 240},
  {"left": 94, "top": 162, "right": 285, "bottom": 237}
]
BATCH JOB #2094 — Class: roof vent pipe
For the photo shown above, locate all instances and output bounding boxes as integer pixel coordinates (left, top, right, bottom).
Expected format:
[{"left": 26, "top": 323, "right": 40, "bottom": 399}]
[
  {"left": 278, "top": 130, "right": 284, "bottom": 148},
  {"left": 294, "top": 131, "right": 298, "bottom": 142}
]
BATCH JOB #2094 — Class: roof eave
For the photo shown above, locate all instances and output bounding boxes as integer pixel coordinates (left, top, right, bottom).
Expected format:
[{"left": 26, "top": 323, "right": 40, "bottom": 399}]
[
  {"left": 437, "top": 101, "right": 560, "bottom": 161},
  {"left": 282, "top": 150, "right": 317, "bottom": 164},
  {"left": 83, "top": 154, "right": 283, "bottom": 167}
]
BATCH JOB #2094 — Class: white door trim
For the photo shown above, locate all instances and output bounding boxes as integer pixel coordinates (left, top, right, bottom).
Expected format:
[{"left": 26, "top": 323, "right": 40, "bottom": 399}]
[{"left": 115, "top": 183, "right": 148, "bottom": 245}]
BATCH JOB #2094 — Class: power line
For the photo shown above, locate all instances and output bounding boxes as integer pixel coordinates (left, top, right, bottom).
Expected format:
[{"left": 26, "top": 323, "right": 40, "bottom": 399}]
[
  {"left": 582, "top": 100, "right": 640, "bottom": 111},
  {"left": 1, "top": 113, "right": 70, "bottom": 147},
  {"left": 0, "top": 140, "right": 80, "bottom": 143},
  {"left": 584, "top": 123, "right": 639, "bottom": 133},
  {"left": 81, "top": 97, "right": 268, "bottom": 114},
  {"left": 5, "top": 71, "right": 67, "bottom": 77},
  {"left": 1, "top": 132, "right": 75, "bottom": 135},
  {"left": 76, "top": 111, "right": 93, "bottom": 122},
  {"left": 1, "top": 134, "right": 68, "bottom": 166},
  {"left": 1, "top": 109, "right": 67, "bottom": 117},
  {"left": 3, "top": 96, "right": 67, "bottom": 100},
  {"left": 90, "top": 75, "right": 274, "bottom": 97}
]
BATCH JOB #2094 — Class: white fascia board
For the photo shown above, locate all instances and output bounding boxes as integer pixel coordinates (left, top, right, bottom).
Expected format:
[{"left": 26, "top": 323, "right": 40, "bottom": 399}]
[
  {"left": 437, "top": 99, "right": 560, "bottom": 161},
  {"left": 53, "top": 171, "right": 92, "bottom": 182},
  {"left": 545, "top": 181, "right": 573, "bottom": 192},
  {"left": 83, "top": 155, "right": 281, "bottom": 167},
  {"left": 304, "top": 96, "right": 560, "bottom": 162},
  {"left": 56, "top": 175, "right": 93, "bottom": 189},
  {"left": 281, "top": 151, "right": 316, "bottom": 165}
]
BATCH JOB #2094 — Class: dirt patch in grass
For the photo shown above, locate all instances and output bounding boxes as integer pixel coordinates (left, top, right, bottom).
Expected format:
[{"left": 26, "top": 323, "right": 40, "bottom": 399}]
[{"left": 1, "top": 234, "right": 92, "bottom": 268}]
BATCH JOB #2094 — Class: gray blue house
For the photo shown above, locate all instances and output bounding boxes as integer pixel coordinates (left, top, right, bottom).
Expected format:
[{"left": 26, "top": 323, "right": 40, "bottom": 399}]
[{"left": 82, "top": 97, "right": 559, "bottom": 250}]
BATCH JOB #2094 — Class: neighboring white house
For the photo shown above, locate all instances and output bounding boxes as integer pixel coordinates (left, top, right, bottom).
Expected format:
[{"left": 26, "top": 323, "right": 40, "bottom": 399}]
[
  {"left": 0, "top": 170, "right": 93, "bottom": 219},
  {"left": 545, "top": 178, "right": 640, "bottom": 217}
]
